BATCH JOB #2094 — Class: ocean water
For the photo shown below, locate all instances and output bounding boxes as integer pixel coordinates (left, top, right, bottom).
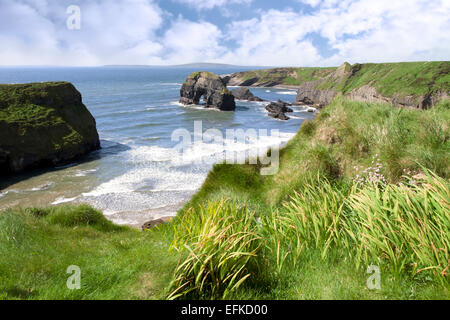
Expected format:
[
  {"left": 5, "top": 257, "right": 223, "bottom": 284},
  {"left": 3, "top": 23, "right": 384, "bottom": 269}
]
[{"left": 0, "top": 67, "right": 315, "bottom": 227}]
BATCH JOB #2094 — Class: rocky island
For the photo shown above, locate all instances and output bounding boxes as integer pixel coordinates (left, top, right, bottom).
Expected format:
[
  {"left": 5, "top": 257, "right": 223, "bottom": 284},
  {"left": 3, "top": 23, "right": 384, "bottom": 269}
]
[
  {"left": 0, "top": 82, "right": 100, "bottom": 175},
  {"left": 180, "top": 71, "right": 236, "bottom": 111}
]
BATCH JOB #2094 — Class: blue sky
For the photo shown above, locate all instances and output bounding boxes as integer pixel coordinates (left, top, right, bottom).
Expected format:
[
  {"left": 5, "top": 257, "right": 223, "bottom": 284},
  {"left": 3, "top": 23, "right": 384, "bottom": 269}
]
[{"left": 0, "top": 0, "right": 449, "bottom": 66}]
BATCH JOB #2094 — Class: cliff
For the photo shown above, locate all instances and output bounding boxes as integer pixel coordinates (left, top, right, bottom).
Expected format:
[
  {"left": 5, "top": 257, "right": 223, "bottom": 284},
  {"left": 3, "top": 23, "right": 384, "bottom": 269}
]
[
  {"left": 224, "top": 61, "right": 450, "bottom": 109},
  {"left": 296, "top": 61, "right": 450, "bottom": 109},
  {"left": 0, "top": 82, "right": 100, "bottom": 174},
  {"left": 223, "top": 67, "right": 336, "bottom": 87}
]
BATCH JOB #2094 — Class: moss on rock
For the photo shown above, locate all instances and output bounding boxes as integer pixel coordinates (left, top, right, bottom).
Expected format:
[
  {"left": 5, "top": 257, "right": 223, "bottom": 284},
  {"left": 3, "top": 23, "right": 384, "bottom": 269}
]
[{"left": 0, "top": 82, "right": 100, "bottom": 174}]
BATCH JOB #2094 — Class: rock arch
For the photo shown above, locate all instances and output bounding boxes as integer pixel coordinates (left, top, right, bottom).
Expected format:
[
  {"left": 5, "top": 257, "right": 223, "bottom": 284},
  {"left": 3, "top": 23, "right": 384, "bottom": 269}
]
[{"left": 180, "top": 72, "right": 236, "bottom": 111}]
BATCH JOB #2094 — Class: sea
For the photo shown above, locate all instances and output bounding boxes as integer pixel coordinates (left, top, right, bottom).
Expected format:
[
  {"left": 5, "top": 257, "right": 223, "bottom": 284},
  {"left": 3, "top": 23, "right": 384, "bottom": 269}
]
[{"left": 0, "top": 66, "right": 315, "bottom": 227}]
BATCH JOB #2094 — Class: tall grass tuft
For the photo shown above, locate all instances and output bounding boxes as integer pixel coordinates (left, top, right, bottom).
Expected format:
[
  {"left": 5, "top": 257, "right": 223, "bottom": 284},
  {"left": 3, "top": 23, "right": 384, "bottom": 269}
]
[
  {"left": 267, "top": 171, "right": 449, "bottom": 283},
  {"left": 168, "top": 200, "right": 262, "bottom": 299},
  {"left": 345, "top": 171, "right": 449, "bottom": 279}
]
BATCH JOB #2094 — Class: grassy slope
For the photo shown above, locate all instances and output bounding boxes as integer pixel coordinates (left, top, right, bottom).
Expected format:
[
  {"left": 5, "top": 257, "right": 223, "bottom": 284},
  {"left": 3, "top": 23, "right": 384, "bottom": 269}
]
[
  {"left": 188, "top": 97, "right": 449, "bottom": 209},
  {"left": 170, "top": 98, "right": 449, "bottom": 300},
  {"left": 0, "top": 205, "right": 178, "bottom": 300},
  {"left": 235, "top": 61, "right": 450, "bottom": 99},
  {"left": 1, "top": 98, "right": 449, "bottom": 300},
  {"left": 320, "top": 61, "right": 450, "bottom": 97},
  {"left": 239, "top": 67, "right": 336, "bottom": 86}
]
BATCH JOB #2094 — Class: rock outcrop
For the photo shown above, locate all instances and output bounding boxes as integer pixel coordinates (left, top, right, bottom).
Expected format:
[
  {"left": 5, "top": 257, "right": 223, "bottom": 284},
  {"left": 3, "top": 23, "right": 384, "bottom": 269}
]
[
  {"left": 142, "top": 216, "right": 173, "bottom": 231},
  {"left": 180, "top": 72, "right": 236, "bottom": 111},
  {"left": 296, "top": 62, "right": 450, "bottom": 109},
  {"left": 231, "top": 87, "right": 264, "bottom": 102},
  {"left": 266, "top": 100, "right": 294, "bottom": 121},
  {"left": 0, "top": 82, "right": 100, "bottom": 175},
  {"left": 223, "top": 67, "right": 336, "bottom": 87},
  {"left": 296, "top": 62, "right": 352, "bottom": 107}
]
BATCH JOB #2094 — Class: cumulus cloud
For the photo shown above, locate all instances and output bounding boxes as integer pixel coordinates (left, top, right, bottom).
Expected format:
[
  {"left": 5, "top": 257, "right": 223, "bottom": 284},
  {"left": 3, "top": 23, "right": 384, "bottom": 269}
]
[
  {"left": 0, "top": 0, "right": 165, "bottom": 65},
  {"left": 0, "top": 0, "right": 449, "bottom": 66},
  {"left": 222, "top": 10, "right": 323, "bottom": 66},
  {"left": 222, "top": 0, "right": 450, "bottom": 66},
  {"left": 161, "top": 17, "right": 226, "bottom": 64}
]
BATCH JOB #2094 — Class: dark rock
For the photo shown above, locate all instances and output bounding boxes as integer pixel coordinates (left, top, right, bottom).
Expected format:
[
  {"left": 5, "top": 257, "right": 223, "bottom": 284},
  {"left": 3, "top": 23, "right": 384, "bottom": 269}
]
[
  {"left": 296, "top": 63, "right": 352, "bottom": 107},
  {"left": 268, "top": 113, "right": 290, "bottom": 121},
  {"left": 231, "top": 87, "right": 264, "bottom": 102},
  {"left": 265, "top": 100, "right": 293, "bottom": 121},
  {"left": 142, "top": 216, "right": 173, "bottom": 231},
  {"left": 265, "top": 100, "right": 294, "bottom": 114},
  {"left": 180, "top": 71, "right": 236, "bottom": 111},
  {"left": 0, "top": 82, "right": 100, "bottom": 175}
]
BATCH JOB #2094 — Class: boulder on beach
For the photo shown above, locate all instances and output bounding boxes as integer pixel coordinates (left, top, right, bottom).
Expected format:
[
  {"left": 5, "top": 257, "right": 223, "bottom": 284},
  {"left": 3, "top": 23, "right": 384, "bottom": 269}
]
[
  {"left": 142, "top": 216, "right": 173, "bottom": 231},
  {"left": 180, "top": 71, "right": 236, "bottom": 111},
  {"left": 0, "top": 82, "right": 100, "bottom": 175}
]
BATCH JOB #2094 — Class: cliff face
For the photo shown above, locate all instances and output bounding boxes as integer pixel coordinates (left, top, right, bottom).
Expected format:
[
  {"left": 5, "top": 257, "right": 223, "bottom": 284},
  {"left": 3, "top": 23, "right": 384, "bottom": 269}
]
[
  {"left": 223, "top": 67, "right": 336, "bottom": 87},
  {"left": 296, "top": 61, "right": 450, "bottom": 109},
  {"left": 296, "top": 62, "right": 353, "bottom": 107},
  {"left": 225, "top": 61, "right": 450, "bottom": 109},
  {"left": 0, "top": 82, "right": 100, "bottom": 175},
  {"left": 180, "top": 71, "right": 236, "bottom": 111}
]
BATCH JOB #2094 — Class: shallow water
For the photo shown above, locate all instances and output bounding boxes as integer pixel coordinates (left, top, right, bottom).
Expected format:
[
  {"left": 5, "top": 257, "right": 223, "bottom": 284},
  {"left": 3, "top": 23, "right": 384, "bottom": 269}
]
[{"left": 0, "top": 67, "right": 315, "bottom": 227}]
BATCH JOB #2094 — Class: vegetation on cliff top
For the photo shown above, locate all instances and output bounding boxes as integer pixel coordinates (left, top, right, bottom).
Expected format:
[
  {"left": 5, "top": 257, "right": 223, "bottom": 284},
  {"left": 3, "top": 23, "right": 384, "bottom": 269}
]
[
  {"left": 187, "top": 71, "right": 221, "bottom": 80},
  {"left": 238, "top": 67, "right": 336, "bottom": 86},
  {"left": 319, "top": 61, "right": 450, "bottom": 97},
  {"left": 232, "top": 61, "right": 450, "bottom": 101},
  {"left": 0, "top": 82, "right": 99, "bottom": 174},
  {"left": 1, "top": 97, "right": 448, "bottom": 300}
]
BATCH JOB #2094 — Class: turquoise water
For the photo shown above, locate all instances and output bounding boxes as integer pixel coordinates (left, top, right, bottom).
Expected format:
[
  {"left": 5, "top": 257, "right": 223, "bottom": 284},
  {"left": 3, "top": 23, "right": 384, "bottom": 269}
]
[{"left": 0, "top": 67, "right": 315, "bottom": 226}]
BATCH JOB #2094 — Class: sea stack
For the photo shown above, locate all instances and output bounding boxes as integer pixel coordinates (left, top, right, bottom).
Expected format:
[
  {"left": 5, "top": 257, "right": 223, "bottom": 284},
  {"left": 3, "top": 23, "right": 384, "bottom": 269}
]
[
  {"left": 180, "top": 71, "right": 236, "bottom": 111},
  {"left": 0, "top": 82, "right": 100, "bottom": 175}
]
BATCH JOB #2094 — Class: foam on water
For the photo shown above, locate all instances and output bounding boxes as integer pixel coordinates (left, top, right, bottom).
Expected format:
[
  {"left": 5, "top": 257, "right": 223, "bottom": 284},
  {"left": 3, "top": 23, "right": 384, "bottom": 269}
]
[
  {"left": 74, "top": 169, "right": 98, "bottom": 177},
  {"left": 276, "top": 91, "right": 297, "bottom": 95},
  {"left": 80, "top": 129, "right": 295, "bottom": 216},
  {"left": 30, "top": 182, "right": 54, "bottom": 191},
  {"left": 52, "top": 196, "right": 78, "bottom": 205}
]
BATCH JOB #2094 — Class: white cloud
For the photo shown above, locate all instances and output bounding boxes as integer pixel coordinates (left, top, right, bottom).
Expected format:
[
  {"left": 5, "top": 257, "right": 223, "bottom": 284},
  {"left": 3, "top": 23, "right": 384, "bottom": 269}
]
[
  {"left": 222, "top": 0, "right": 450, "bottom": 66},
  {"left": 171, "top": 0, "right": 252, "bottom": 10},
  {"left": 161, "top": 17, "right": 226, "bottom": 64},
  {"left": 296, "top": 0, "right": 322, "bottom": 8},
  {"left": 222, "top": 10, "right": 323, "bottom": 66},
  {"left": 0, "top": 0, "right": 449, "bottom": 66},
  {"left": 0, "top": 0, "right": 166, "bottom": 66}
]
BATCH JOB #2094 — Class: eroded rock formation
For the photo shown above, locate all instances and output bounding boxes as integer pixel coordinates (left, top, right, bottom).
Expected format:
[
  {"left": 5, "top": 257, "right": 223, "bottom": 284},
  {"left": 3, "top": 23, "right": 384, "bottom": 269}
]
[{"left": 180, "top": 72, "right": 236, "bottom": 111}]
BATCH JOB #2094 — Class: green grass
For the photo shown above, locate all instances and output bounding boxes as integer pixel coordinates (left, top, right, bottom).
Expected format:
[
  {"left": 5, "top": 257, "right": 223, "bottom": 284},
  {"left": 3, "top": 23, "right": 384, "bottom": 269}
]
[
  {"left": 0, "top": 205, "right": 178, "bottom": 300},
  {"left": 168, "top": 200, "right": 262, "bottom": 299},
  {"left": 1, "top": 97, "right": 449, "bottom": 300},
  {"left": 234, "top": 61, "right": 450, "bottom": 100},
  {"left": 342, "top": 61, "right": 450, "bottom": 97},
  {"left": 166, "top": 97, "right": 449, "bottom": 299},
  {"left": 238, "top": 67, "right": 336, "bottom": 86}
]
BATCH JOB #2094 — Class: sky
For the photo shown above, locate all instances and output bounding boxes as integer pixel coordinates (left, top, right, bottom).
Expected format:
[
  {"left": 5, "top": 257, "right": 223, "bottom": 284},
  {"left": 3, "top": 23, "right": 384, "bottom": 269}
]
[{"left": 0, "top": 0, "right": 449, "bottom": 67}]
